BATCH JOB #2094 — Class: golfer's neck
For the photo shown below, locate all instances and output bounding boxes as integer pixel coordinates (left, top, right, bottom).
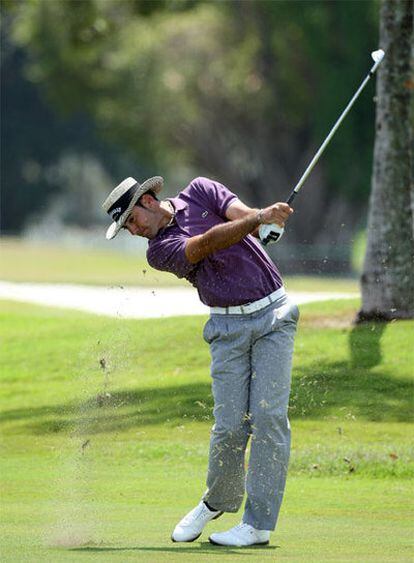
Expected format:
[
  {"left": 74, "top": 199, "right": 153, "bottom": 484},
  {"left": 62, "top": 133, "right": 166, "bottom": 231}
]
[{"left": 158, "top": 200, "right": 174, "bottom": 229}]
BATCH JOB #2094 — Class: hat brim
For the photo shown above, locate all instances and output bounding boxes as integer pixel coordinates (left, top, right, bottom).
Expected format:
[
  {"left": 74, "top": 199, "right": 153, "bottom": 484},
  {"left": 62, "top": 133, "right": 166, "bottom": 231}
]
[{"left": 105, "top": 176, "right": 163, "bottom": 240}]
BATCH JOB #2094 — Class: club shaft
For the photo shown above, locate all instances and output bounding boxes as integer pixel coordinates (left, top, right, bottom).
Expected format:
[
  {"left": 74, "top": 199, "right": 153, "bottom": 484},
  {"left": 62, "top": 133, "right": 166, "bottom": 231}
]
[{"left": 286, "top": 62, "right": 378, "bottom": 205}]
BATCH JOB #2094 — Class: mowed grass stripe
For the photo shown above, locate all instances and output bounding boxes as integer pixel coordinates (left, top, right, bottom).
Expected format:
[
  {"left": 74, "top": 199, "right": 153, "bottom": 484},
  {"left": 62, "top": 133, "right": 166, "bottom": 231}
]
[{"left": 1, "top": 298, "right": 413, "bottom": 477}]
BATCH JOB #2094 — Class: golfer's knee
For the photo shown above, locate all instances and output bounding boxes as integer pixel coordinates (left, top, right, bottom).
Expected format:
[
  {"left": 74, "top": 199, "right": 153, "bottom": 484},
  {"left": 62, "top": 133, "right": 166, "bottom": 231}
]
[
  {"left": 212, "top": 418, "right": 249, "bottom": 444},
  {"left": 251, "top": 409, "right": 290, "bottom": 436}
]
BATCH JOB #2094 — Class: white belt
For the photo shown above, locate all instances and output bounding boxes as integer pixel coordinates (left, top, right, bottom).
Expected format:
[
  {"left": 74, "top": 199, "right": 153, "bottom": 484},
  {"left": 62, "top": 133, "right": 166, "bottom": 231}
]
[{"left": 210, "top": 287, "right": 286, "bottom": 315}]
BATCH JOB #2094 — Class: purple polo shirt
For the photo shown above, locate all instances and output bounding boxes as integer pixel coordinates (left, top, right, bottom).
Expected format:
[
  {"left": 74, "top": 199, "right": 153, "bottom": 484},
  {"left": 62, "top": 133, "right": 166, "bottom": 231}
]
[{"left": 147, "top": 177, "right": 283, "bottom": 307}]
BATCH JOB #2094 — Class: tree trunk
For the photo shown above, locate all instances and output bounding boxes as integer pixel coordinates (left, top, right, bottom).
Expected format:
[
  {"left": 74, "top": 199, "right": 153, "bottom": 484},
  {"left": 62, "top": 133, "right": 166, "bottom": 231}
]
[{"left": 358, "top": 0, "right": 414, "bottom": 322}]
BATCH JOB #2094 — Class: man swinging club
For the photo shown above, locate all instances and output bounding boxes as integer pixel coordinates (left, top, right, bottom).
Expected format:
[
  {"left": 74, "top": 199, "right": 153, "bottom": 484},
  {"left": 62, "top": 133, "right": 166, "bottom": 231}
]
[{"left": 102, "top": 176, "right": 298, "bottom": 547}]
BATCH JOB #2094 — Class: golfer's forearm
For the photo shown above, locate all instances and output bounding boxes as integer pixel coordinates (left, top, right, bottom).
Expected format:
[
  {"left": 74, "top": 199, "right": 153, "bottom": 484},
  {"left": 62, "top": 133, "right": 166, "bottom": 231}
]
[{"left": 186, "top": 212, "right": 261, "bottom": 263}]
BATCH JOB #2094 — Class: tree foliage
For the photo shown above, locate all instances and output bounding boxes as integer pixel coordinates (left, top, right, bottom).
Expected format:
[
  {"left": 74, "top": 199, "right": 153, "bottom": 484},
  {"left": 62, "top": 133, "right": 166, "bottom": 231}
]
[
  {"left": 4, "top": 0, "right": 379, "bottom": 242},
  {"left": 1, "top": 2, "right": 134, "bottom": 233}
]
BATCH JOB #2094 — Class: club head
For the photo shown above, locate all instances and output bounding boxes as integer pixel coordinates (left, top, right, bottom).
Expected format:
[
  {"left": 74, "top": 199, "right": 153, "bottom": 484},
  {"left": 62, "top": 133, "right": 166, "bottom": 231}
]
[{"left": 371, "top": 49, "right": 385, "bottom": 64}]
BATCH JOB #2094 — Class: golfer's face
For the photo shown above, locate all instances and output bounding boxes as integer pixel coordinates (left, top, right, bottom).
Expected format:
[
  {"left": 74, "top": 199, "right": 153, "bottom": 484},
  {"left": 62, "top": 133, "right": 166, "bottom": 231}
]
[{"left": 124, "top": 206, "right": 157, "bottom": 239}]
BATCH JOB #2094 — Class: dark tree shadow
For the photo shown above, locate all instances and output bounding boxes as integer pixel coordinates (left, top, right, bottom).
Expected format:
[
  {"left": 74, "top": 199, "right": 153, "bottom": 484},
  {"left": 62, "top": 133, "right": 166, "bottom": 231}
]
[
  {"left": 289, "top": 320, "right": 412, "bottom": 421},
  {"left": 349, "top": 321, "right": 386, "bottom": 369},
  {"left": 0, "top": 383, "right": 214, "bottom": 435}
]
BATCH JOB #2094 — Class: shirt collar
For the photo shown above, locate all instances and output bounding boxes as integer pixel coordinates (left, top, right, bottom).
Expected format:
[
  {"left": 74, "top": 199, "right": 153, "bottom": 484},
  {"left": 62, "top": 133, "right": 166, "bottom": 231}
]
[
  {"left": 167, "top": 196, "right": 187, "bottom": 213},
  {"left": 155, "top": 196, "right": 187, "bottom": 237}
]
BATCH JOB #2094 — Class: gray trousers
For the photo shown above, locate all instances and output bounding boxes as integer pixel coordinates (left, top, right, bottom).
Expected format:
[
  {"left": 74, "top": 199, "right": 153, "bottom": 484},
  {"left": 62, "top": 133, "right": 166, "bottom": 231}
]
[{"left": 202, "top": 294, "right": 299, "bottom": 531}]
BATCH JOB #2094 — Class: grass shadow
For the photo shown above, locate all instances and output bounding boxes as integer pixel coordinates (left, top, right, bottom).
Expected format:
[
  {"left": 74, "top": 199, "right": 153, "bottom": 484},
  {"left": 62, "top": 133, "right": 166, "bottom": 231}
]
[
  {"left": 349, "top": 321, "right": 386, "bottom": 369},
  {"left": 291, "top": 321, "right": 412, "bottom": 421},
  {"left": 290, "top": 360, "right": 412, "bottom": 421},
  {"left": 68, "top": 542, "right": 279, "bottom": 555},
  {"left": 0, "top": 383, "right": 214, "bottom": 434},
  {"left": 2, "top": 322, "right": 412, "bottom": 434}
]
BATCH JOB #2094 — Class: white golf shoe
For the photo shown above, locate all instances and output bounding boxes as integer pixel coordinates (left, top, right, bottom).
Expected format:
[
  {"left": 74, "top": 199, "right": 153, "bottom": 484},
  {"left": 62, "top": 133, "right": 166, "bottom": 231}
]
[
  {"left": 209, "top": 522, "right": 270, "bottom": 547},
  {"left": 171, "top": 501, "right": 223, "bottom": 542}
]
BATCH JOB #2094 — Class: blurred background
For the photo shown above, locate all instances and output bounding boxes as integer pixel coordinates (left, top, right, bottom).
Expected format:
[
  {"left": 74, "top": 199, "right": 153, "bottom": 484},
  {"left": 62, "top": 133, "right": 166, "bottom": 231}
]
[{"left": 1, "top": 0, "right": 379, "bottom": 279}]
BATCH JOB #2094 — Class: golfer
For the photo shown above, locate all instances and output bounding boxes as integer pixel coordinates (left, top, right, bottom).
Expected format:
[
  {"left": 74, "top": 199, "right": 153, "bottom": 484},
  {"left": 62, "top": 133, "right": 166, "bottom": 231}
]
[{"left": 102, "top": 175, "right": 298, "bottom": 547}]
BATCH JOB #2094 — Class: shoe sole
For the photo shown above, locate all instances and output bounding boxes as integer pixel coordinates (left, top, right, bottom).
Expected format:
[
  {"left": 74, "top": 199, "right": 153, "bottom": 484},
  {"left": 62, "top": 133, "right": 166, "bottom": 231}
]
[
  {"left": 209, "top": 537, "right": 269, "bottom": 547},
  {"left": 171, "top": 511, "right": 224, "bottom": 543},
  {"left": 171, "top": 532, "right": 202, "bottom": 543}
]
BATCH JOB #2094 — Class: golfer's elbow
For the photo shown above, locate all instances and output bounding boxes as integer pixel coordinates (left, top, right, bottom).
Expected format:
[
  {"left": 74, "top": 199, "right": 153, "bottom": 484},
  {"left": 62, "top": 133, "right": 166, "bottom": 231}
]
[{"left": 185, "top": 234, "right": 212, "bottom": 264}]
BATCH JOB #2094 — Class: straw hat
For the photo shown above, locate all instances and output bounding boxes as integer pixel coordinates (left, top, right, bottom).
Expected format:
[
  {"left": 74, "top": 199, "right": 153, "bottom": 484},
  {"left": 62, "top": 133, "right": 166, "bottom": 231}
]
[{"left": 102, "top": 176, "right": 163, "bottom": 240}]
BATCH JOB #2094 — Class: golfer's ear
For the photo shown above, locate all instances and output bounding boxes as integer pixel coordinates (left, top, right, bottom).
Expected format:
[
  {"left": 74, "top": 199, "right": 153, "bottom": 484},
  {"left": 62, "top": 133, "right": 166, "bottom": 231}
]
[{"left": 140, "top": 194, "right": 153, "bottom": 207}]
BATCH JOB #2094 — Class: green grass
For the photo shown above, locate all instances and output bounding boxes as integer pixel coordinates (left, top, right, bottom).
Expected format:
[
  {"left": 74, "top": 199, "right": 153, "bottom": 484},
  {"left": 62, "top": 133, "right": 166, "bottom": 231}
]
[
  {"left": 0, "top": 237, "right": 182, "bottom": 287},
  {"left": 0, "top": 237, "right": 359, "bottom": 292},
  {"left": 1, "top": 299, "right": 413, "bottom": 561}
]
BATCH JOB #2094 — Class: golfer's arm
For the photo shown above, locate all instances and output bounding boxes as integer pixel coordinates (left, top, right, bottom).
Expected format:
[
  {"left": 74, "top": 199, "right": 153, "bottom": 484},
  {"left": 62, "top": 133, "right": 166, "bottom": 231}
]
[
  {"left": 185, "top": 211, "right": 261, "bottom": 264},
  {"left": 225, "top": 199, "right": 261, "bottom": 237}
]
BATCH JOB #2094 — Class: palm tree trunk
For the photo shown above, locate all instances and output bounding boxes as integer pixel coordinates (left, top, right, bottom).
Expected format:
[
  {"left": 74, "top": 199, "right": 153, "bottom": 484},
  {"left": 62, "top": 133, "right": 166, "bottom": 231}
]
[{"left": 358, "top": 0, "right": 414, "bottom": 321}]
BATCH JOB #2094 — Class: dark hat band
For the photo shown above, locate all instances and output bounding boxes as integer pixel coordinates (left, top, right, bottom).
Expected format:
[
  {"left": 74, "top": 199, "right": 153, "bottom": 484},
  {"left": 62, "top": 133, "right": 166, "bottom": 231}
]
[{"left": 107, "top": 185, "right": 137, "bottom": 222}]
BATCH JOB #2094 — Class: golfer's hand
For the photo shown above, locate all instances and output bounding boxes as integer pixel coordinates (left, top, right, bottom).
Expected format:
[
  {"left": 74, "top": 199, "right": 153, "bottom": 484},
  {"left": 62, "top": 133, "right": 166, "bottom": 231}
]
[{"left": 259, "top": 203, "right": 293, "bottom": 227}]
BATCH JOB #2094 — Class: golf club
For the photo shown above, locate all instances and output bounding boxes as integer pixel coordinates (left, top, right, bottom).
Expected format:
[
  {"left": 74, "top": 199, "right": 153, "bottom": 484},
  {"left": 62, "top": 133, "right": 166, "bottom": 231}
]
[{"left": 260, "top": 48, "right": 385, "bottom": 245}]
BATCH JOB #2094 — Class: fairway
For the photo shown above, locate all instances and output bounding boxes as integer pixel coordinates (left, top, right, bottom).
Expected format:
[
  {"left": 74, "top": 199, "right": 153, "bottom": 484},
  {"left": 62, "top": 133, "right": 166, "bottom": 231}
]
[{"left": 1, "top": 299, "right": 413, "bottom": 562}]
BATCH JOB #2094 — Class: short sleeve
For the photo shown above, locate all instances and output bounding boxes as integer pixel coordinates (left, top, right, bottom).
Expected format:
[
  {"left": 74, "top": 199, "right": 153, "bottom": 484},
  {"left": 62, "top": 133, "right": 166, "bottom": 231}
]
[
  {"left": 147, "top": 235, "right": 197, "bottom": 279},
  {"left": 190, "top": 177, "right": 238, "bottom": 218}
]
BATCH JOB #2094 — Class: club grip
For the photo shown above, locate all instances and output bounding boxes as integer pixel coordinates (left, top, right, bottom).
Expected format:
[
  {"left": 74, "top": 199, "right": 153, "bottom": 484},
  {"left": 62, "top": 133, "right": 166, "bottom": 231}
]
[{"left": 286, "top": 191, "right": 298, "bottom": 206}]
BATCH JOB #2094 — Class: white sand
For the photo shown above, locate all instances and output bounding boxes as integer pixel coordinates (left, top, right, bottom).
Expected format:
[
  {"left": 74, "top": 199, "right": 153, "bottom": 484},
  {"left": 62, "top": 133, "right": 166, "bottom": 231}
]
[{"left": 0, "top": 281, "right": 358, "bottom": 319}]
